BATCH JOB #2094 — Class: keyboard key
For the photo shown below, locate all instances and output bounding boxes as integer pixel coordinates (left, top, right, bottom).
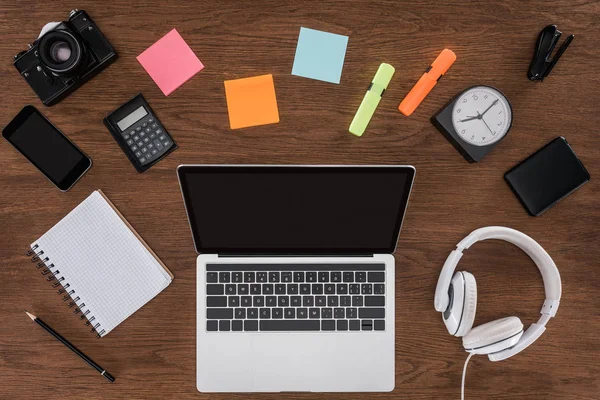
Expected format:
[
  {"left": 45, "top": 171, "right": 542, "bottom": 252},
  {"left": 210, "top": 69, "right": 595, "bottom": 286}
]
[
  {"left": 244, "top": 320, "right": 258, "bottom": 331},
  {"left": 337, "top": 320, "right": 348, "bottom": 331},
  {"left": 139, "top": 156, "right": 146, "bottom": 163},
  {"left": 294, "top": 272, "right": 304, "bottom": 282},
  {"left": 131, "top": 145, "right": 138, "bottom": 151},
  {"left": 260, "top": 320, "right": 320, "bottom": 331},
  {"left": 303, "top": 296, "right": 314, "bottom": 306},
  {"left": 316, "top": 296, "right": 326, "bottom": 306},
  {"left": 368, "top": 272, "right": 385, "bottom": 282},
  {"left": 374, "top": 284, "right": 385, "bottom": 294},
  {"left": 151, "top": 148, "right": 158, "bottom": 155},
  {"left": 352, "top": 296, "right": 364, "bottom": 306},
  {"left": 284, "top": 308, "right": 295, "bottom": 319},
  {"left": 275, "top": 284, "right": 286, "bottom": 295},
  {"left": 322, "top": 320, "right": 335, "bottom": 331},
  {"left": 331, "top": 272, "right": 341, "bottom": 282},
  {"left": 207, "top": 308, "right": 233, "bottom": 319},
  {"left": 297, "top": 308, "right": 308, "bottom": 318},
  {"left": 232, "top": 320, "right": 243, "bottom": 331},
  {"left": 287, "top": 284, "right": 298, "bottom": 294},
  {"left": 356, "top": 272, "right": 367, "bottom": 282},
  {"left": 206, "top": 284, "right": 224, "bottom": 295},
  {"left": 207, "top": 296, "right": 227, "bottom": 307},
  {"left": 343, "top": 272, "right": 354, "bottom": 282},
  {"left": 362, "top": 320, "right": 373, "bottom": 331},
  {"left": 256, "top": 272, "right": 267, "bottom": 282},
  {"left": 278, "top": 296, "right": 289, "bottom": 307},
  {"left": 135, "top": 151, "right": 142, "bottom": 157},
  {"left": 250, "top": 284, "right": 261, "bottom": 295},
  {"left": 272, "top": 308, "right": 283, "bottom": 319},
  {"left": 340, "top": 296, "right": 351, "bottom": 306},
  {"left": 359, "top": 308, "right": 385, "bottom": 319},
  {"left": 309, "top": 308, "right": 320, "bottom": 319},
  {"left": 300, "top": 284, "right": 310, "bottom": 294},
  {"left": 238, "top": 284, "right": 249, "bottom": 295},
  {"left": 281, "top": 272, "right": 292, "bottom": 282},
  {"left": 325, "top": 284, "right": 335, "bottom": 294},
  {"left": 269, "top": 272, "right": 279, "bottom": 282},
  {"left": 232, "top": 272, "right": 242, "bottom": 283},
  {"left": 241, "top": 296, "right": 252, "bottom": 307},
  {"left": 260, "top": 308, "right": 270, "bottom": 319},
  {"left": 247, "top": 308, "right": 258, "bottom": 319},
  {"left": 244, "top": 272, "right": 255, "bottom": 282},
  {"left": 318, "top": 272, "right": 329, "bottom": 282},
  {"left": 349, "top": 320, "right": 360, "bottom": 331},
  {"left": 361, "top": 284, "right": 372, "bottom": 295},
  {"left": 374, "top": 320, "right": 385, "bottom": 331},
  {"left": 306, "top": 272, "right": 317, "bottom": 282},
  {"left": 253, "top": 296, "right": 264, "bottom": 307},
  {"left": 133, "top": 135, "right": 140, "bottom": 141},
  {"left": 336, "top": 284, "right": 348, "bottom": 294},
  {"left": 219, "top": 320, "right": 230, "bottom": 331},
  {"left": 365, "top": 296, "right": 385, "bottom": 307},
  {"left": 235, "top": 308, "right": 245, "bottom": 319},
  {"left": 334, "top": 308, "right": 345, "bottom": 319},
  {"left": 206, "top": 272, "right": 218, "bottom": 283},
  {"left": 225, "top": 284, "right": 236, "bottom": 295},
  {"left": 228, "top": 296, "right": 240, "bottom": 307},
  {"left": 349, "top": 284, "right": 360, "bottom": 294},
  {"left": 207, "top": 320, "right": 218, "bottom": 331},
  {"left": 291, "top": 296, "right": 301, "bottom": 307},
  {"left": 312, "top": 284, "right": 323, "bottom": 294},
  {"left": 347, "top": 308, "right": 357, "bottom": 319},
  {"left": 321, "top": 308, "right": 332, "bottom": 319},
  {"left": 263, "top": 284, "right": 273, "bottom": 294},
  {"left": 328, "top": 296, "right": 338, "bottom": 306},
  {"left": 266, "top": 296, "right": 276, "bottom": 306}
]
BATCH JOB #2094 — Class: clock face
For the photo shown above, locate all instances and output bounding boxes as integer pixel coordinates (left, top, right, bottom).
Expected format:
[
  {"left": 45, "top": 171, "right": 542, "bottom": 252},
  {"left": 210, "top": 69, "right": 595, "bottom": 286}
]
[{"left": 451, "top": 86, "right": 512, "bottom": 147}]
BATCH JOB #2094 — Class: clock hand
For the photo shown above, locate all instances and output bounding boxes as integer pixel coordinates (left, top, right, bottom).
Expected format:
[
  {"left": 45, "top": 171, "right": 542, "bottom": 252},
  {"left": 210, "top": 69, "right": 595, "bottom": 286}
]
[
  {"left": 480, "top": 99, "right": 499, "bottom": 117},
  {"left": 478, "top": 112, "right": 494, "bottom": 134},
  {"left": 459, "top": 116, "right": 478, "bottom": 122}
]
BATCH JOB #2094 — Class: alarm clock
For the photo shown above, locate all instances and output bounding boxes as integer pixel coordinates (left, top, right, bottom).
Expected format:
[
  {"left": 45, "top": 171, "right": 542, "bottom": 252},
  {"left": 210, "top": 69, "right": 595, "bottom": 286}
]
[{"left": 432, "top": 85, "right": 513, "bottom": 162}]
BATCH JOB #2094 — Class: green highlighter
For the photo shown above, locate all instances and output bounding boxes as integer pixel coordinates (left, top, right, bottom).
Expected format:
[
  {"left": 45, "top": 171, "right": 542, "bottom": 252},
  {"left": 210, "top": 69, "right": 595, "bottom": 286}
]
[{"left": 349, "top": 63, "right": 395, "bottom": 137}]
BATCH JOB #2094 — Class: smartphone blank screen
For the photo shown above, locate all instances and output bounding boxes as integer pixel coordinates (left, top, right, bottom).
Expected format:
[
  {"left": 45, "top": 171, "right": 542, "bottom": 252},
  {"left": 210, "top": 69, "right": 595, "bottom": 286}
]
[{"left": 8, "top": 111, "right": 86, "bottom": 183}]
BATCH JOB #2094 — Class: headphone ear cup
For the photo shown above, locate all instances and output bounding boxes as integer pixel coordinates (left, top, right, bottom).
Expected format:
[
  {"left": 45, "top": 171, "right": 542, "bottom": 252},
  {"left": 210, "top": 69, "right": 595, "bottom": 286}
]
[
  {"left": 462, "top": 316, "right": 524, "bottom": 355},
  {"left": 454, "top": 272, "right": 477, "bottom": 337}
]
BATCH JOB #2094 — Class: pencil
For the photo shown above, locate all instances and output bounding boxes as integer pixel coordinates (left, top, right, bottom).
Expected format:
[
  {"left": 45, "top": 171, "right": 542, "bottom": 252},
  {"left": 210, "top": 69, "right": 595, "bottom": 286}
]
[{"left": 25, "top": 311, "right": 115, "bottom": 382}]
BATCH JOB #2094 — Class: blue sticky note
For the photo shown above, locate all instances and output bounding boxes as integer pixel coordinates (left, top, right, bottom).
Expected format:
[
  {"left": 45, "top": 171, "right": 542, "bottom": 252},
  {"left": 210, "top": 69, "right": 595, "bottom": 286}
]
[{"left": 292, "top": 27, "right": 349, "bottom": 84}]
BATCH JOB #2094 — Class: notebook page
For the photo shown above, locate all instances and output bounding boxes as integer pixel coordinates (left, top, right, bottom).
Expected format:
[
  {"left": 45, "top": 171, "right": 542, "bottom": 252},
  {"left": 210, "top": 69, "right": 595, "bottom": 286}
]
[{"left": 31, "top": 191, "right": 172, "bottom": 336}]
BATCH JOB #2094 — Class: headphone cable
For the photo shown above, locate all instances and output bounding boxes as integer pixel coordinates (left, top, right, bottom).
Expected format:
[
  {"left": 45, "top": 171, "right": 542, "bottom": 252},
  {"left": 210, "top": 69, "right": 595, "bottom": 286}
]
[{"left": 461, "top": 352, "right": 474, "bottom": 400}]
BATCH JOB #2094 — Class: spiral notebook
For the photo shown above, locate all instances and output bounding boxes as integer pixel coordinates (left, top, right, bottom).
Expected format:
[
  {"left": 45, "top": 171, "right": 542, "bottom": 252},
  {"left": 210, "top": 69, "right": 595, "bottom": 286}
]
[{"left": 28, "top": 190, "right": 173, "bottom": 337}]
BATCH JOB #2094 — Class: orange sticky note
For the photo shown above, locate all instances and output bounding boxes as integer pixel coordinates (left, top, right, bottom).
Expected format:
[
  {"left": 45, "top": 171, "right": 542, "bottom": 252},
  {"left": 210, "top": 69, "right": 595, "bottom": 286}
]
[{"left": 224, "top": 74, "right": 280, "bottom": 129}]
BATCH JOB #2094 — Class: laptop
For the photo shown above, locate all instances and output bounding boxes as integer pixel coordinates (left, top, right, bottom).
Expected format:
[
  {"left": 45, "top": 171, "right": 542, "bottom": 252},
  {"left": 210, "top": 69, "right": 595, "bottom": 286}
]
[{"left": 177, "top": 165, "right": 415, "bottom": 392}]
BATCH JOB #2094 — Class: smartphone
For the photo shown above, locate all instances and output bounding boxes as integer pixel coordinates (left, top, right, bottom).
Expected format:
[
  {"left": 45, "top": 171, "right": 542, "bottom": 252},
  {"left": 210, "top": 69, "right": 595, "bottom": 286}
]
[
  {"left": 2, "top": 105, "right": 92, "bottom": 191},
  {"left": 504, "top": 136, "right": 590, "bottom": 216}
]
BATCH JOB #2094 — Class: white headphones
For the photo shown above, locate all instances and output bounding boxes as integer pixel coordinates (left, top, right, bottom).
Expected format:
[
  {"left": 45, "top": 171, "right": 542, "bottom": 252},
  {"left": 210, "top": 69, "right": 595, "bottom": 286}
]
[{"left": 434, "top": 226, "right": 561, "bottom": 361}]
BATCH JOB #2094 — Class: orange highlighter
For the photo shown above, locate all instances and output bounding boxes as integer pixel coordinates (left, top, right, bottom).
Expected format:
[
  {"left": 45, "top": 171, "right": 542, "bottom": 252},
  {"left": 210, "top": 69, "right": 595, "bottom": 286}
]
[{"left": 398, "top": 49, "right": 456, "bottom": 116}]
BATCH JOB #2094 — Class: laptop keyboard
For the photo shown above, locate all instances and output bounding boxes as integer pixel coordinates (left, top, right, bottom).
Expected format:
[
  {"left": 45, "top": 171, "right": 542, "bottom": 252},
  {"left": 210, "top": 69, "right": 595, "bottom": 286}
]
[{"left": 205, "top": 264, "right": 386, "bottom": 332}]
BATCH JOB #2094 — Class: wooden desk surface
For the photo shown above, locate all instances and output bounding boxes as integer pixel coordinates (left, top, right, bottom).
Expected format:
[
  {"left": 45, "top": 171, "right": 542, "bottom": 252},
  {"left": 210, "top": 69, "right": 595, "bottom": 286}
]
[{"left": 1, "top": 1, "right": 598, "bottom": 398}]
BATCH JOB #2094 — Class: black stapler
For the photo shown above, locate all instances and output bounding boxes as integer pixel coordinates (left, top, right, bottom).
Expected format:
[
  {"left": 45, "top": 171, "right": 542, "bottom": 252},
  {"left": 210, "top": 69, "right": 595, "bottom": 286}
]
[{"left": 528, "top": 25, "right": 574, "bottom": 81}]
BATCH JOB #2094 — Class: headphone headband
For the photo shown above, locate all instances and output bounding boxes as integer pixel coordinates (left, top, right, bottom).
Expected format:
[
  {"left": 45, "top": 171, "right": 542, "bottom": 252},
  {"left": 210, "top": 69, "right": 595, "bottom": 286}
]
[{"left": 434, "top": 227, "right": 561, "bottom": 316}]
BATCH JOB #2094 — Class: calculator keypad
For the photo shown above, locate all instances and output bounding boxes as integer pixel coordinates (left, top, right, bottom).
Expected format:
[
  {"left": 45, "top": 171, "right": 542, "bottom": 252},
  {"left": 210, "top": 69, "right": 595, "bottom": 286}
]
[{"left": 121, "top": 115, "right": 173, "bottom": 166}]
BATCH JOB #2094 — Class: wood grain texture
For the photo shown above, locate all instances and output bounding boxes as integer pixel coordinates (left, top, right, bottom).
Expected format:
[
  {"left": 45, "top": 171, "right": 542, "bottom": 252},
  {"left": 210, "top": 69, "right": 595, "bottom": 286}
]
[{"left": 1, "top": 0, "right": 599, "bottom": 398}]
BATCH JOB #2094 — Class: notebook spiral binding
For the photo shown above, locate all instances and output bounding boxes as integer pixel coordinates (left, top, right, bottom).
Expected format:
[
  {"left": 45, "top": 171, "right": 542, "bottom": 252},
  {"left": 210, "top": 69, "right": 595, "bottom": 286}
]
[{"left": 27, "top": 244, "right": 106, "bottom": 338}]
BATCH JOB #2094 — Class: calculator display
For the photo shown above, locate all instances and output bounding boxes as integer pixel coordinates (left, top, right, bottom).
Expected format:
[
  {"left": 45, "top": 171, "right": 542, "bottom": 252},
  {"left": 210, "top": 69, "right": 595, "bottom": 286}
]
[{"left": 117, "top": 106, "right": 148, "bottom": 131}]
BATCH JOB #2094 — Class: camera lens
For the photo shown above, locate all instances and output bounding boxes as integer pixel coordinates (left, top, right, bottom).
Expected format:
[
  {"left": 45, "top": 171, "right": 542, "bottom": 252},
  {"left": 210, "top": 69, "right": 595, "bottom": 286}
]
[
  {"left": 49, "top": 41, "right": 72, "bottom": 63},
  {"left": 38, "top": 30, "right": 82, "bottom": 75}
]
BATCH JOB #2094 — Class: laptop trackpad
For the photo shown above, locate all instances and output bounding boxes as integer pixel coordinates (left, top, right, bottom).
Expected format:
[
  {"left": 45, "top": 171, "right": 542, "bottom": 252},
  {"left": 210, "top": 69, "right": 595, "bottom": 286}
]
[{"left": 197, "top": 332, "right": 394, "bottom": 392}]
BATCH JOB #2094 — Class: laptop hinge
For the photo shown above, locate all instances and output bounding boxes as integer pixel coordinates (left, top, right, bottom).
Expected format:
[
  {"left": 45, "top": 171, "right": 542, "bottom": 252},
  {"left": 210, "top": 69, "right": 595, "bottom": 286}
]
[{"left": 217, "top": 253, "right": 375, "bottom": 258}]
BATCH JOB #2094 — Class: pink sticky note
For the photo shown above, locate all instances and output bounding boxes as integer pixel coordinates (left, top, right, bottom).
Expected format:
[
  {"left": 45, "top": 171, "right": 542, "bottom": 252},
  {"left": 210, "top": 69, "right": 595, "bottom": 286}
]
[{"left": 137, "top": 28, "right": 204, "bottom": 96}]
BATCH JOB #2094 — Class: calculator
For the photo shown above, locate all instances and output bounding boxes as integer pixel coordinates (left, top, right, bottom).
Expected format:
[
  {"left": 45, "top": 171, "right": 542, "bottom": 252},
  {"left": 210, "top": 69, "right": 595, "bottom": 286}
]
[{"left": 103, "top": 94, "right": 177, "bottom": 172}]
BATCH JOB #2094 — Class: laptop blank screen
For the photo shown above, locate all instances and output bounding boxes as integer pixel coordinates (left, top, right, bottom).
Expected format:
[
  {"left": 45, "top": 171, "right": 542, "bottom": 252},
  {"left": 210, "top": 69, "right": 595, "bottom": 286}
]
[{"left": 178, "top": 166, "right": 415, "bottom": 255}]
